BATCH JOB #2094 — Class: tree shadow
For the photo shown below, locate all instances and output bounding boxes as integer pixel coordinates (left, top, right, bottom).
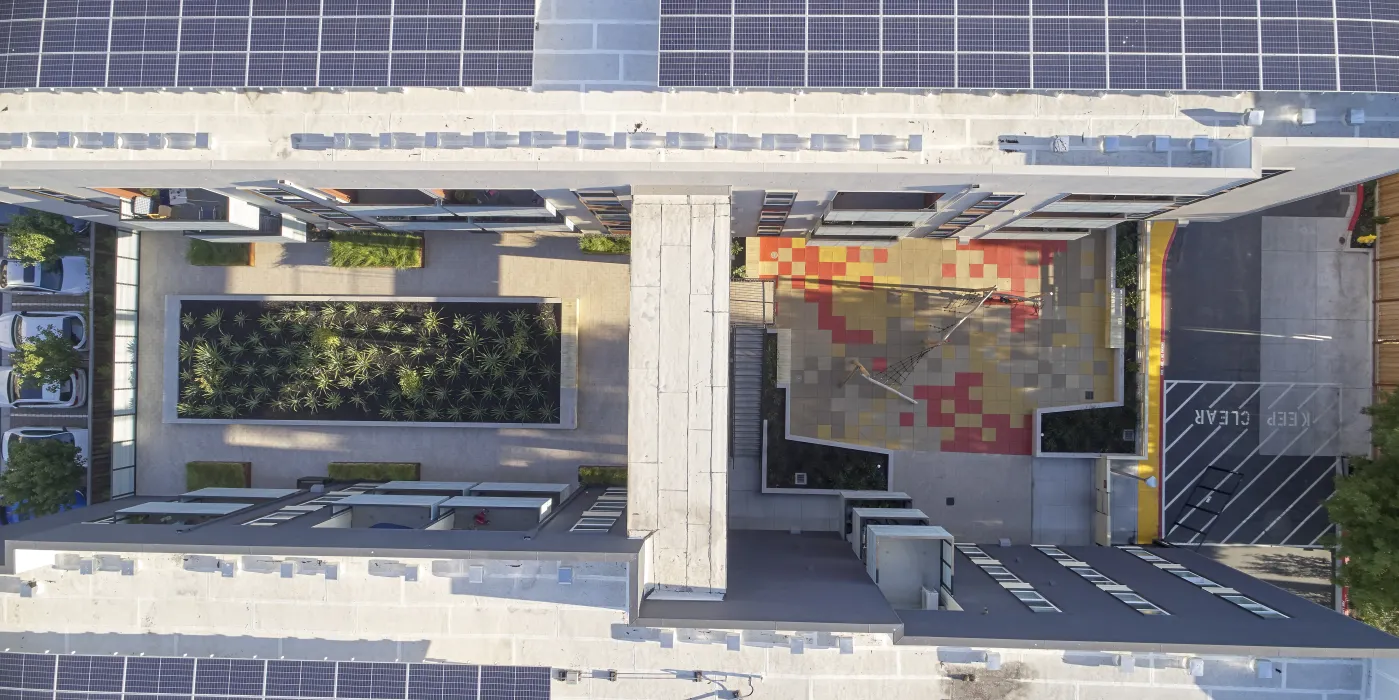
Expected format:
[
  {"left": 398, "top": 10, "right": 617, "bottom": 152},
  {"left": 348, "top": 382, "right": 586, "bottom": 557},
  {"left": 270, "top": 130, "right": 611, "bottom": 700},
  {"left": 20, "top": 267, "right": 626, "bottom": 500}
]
[
  {"left": 273, "top": 241, "right": 330, "bottom": 266},
  {"left": 1247, "top": 551, "right": 1333, "bottom": 580}
]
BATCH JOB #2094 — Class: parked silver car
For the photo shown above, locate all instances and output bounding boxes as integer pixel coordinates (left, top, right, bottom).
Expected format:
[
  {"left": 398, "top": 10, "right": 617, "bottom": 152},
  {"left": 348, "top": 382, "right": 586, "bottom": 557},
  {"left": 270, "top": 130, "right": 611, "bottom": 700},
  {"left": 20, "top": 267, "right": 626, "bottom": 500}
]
[
  {"left": 0, "top": 257, "right": 89, "bottom": 294},
  {"left": 0, "top": 367, "right": 86, "bottom": 408},
  {"left": 0, "top": 311, "right": 87, "bottom": 351},
  {"left": 2, "top": 427, "right": 89, "bottom": 470}
]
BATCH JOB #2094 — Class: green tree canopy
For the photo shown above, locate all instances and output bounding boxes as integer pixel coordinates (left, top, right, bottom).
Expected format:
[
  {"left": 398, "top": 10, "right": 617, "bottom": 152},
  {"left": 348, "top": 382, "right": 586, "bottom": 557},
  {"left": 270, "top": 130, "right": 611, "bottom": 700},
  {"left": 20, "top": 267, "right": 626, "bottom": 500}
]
[
  {"left": 1330, "top": 389, "right": 1399, "bottom": 633},
  {"left": 10, "top": 326, "right": 84, "bottom": 392},
  {"left": 5, "top": 211, "right": 80, "bottom": 264},
  {"left": 0, "top": 438, "right": 85, "bottom": 518}
]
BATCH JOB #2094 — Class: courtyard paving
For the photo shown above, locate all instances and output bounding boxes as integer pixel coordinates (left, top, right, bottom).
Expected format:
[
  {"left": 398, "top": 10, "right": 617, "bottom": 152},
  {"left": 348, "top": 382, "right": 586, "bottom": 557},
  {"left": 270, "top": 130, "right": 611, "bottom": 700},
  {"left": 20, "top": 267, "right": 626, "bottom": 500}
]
[
  {"left": 135, "top": 232, "right": 629, "bottom": 495},
  {"left": 749, "top": 234, "right": 1115, "bottom": 455}
]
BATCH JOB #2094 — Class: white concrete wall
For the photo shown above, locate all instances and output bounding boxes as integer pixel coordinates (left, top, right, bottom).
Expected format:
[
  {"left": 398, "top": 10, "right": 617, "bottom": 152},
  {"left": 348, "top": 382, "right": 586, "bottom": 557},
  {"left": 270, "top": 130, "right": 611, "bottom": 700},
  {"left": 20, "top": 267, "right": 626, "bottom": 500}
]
[
  {"left": 627, "top": 190, "right": 729, "bottom": 599},
  {"left": 0, "top": 548, "right": 1380, "bottom": 700},
  {"left": 0, "top": 90, "right": 1393, "bottom": 234},
  {"left": 1174, "top": 138, "right": 1399, "bottom": 221}
]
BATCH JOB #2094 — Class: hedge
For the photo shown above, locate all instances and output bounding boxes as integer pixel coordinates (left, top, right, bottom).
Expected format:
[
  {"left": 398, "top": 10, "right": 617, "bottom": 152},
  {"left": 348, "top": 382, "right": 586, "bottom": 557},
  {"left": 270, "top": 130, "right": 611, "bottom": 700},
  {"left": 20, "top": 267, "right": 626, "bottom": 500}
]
[
  {"left": 328, "top": 462, "right": 421, "bottom": 481},
  {"left": 578, "top": 465, "right": 626, "bottom": 487},
  {"left": 186, "top": 461, "right": 252, "bottom": 490},
  {"left": 579, "top": 234, "right": 630, "bottom": 255},
  {"left": 187, "top": 240, "right": 253, "bottom": 266}
]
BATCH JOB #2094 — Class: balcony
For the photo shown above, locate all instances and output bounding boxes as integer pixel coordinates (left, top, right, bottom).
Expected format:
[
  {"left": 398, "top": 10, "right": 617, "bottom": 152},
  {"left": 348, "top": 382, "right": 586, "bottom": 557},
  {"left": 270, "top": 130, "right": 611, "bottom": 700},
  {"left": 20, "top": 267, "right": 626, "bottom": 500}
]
[
  {"left": 816, "top": 191, "right": 944, "bottom": 240},
  {"left": 112, "top": 188, "right": 264, "bottom": 231},
  {"left": 330, "top": 188, "right": 557, "bottom": 218},
  {"left": 304, "top": 188, "right": 569, "bottom": 232}
]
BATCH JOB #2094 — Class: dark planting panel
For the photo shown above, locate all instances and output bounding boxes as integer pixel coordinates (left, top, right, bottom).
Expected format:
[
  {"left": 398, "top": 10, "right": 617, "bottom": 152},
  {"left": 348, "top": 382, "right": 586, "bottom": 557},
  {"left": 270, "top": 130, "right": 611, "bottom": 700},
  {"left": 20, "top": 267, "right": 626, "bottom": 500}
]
[{"left": 175, "top": 299, "right": 562, "bottom": 424}]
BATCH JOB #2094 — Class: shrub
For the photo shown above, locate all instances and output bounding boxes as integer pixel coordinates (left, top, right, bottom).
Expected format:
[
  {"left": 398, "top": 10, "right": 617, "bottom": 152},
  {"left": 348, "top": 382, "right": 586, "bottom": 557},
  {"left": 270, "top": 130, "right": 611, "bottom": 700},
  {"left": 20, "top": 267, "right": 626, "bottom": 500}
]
[
  {"left": 0, "top": 438, "right": 85, "bottom": 518},
  {"left": 578, "top": 465, "right": 626, "bottom": 487},
  {"left": 579, "top": 234, "right": 630, "bottom": 255},
  {"left": 187, "top": 239, "right": 252, "bottom": 266},
  {"left": 5, "top": 211, "right": 81, "bottom": 264},
  {"left": 328, "top": 462, "right": 421, "bottom": 481},
  {"left": 329, "top": 231, "right": 423, "bottom": 268},
  {"left": 186, "top": 461, "right": 251, "bottom": 490},
  {"left": 11, "top": 326, "right": 84, "bottom": 392}
]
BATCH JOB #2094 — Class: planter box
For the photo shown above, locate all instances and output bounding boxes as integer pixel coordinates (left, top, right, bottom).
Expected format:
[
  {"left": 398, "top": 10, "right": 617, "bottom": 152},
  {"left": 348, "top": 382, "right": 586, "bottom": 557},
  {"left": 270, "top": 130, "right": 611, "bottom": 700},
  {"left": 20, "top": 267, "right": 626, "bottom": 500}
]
[
  {"left": 186, "top": 461, "right": 252, "bottom": 490},
  {"left": 328, "top": 462, "right": 421, "bottom": 481},
  {"left": 163, "top": 295, "right": 579, "bottom": 429}
]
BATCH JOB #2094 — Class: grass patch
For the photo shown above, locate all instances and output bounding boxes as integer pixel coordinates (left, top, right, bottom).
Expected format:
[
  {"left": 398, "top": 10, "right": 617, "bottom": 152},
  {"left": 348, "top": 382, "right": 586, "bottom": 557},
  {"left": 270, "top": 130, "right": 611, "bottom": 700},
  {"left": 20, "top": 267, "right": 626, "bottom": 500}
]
[
  {"left": 328, "top": 461, "right": 421, "bottom": 482},
  {"left": 329, "top": 231, "right": 423, "bottom": 268},
  {"left": 187, "top": 240, "right": 252, "bottom": 267},
  {"left": 186, "top": 461, "right": 251, "bottom": 490},
  {"left": 578, "top": 465, "right": 626, "bottom": 487},
  {"left": 1040, "top": 224, "right": 1140, "bottom": 455},
  {"left": 763, "top": 333, "right": 887, "bottom": 490},
  {"left": 579, "top": 234, "right": 630, "bottom": 255}
]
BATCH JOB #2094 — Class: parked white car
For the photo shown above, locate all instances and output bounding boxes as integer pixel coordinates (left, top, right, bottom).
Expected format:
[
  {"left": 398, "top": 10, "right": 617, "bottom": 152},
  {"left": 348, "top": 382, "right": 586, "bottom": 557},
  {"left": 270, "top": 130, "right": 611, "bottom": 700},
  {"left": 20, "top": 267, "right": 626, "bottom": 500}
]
[
  {"left": 2, "top": 427, "right": 89, "bottom": 470},
  {"left": 0, "top": 257, "right": 89, "bottom": 294},
  {"left": 0, "top": 367, "right": 86, "bottom": 408},
  {"left": 0, "top": 311, "right": 87, "bottom": 352}
]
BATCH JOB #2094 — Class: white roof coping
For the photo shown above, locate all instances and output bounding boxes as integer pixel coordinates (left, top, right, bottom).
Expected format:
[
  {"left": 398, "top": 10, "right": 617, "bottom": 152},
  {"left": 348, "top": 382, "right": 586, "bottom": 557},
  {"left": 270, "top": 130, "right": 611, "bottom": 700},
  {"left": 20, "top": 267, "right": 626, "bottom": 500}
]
[
  {"left": 117, "top": 502, "right": 252, "bottom": 516},
  {"left": 373, "top": 481, "right": 478, "bottom": 493},
  {"left": 440, "top": 496, "right": 552, "bottom": 511},
  {"left": 865, "top": 524, "right": 955, "bottom": 539},
  {"left": 334, "top": 494, "right": 448, "bottom": 508},
  {"left": 470, "top": 482, "right": 570, "bottom": 494},
  {"left": 181, "top": 488, "right": 299, "bottom": 500},
  {"left": 850, "top": 508, "right": 930, "bottom": 519},
  {"left": 839, "top": 491, "right": 912, "bottom": 500}
]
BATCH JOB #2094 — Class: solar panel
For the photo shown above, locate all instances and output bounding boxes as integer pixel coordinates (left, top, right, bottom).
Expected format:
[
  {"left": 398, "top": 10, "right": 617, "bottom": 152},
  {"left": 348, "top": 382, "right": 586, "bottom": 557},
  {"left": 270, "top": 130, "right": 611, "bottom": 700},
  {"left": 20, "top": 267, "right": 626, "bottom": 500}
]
[
  {"left": 266, "top": 660, "right": 336, "bottom": 697},
  {"left": 336, "top": 662, "right": 408, "bottom": 699},
  {"left": 408, "top": 664, "right": 479, "bottom": 700},
  {"left": 125, "top": 657, "right": 196, "bottom": 695},
  {"left": 0, "top": 0, "right": 535, "bottom": 88},
  {"left": 0, "top": 653, "right": 56, "bottom": 690},
  {"left": 479, "top": 666, "right": 549, "bottom": 700},
  {"left": 1, "top": 655, "right": 547, "bottom": 700},
  {"left": 194, "top": 658, "right": 266, "bottom": 696},
  {"left": 56, "top": 655, "right": 126, "bottom": 693},
  {"left": 661, "top": 0, "right": 1399, "bottom": 91}
]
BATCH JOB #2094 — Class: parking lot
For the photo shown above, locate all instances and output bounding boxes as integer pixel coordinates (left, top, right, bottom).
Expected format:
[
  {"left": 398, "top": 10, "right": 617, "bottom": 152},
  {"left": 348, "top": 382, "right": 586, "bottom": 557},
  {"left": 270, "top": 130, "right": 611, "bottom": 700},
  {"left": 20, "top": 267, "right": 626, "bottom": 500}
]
[{"left": 0, "top": 210, "right": 94, "bottom": 482}]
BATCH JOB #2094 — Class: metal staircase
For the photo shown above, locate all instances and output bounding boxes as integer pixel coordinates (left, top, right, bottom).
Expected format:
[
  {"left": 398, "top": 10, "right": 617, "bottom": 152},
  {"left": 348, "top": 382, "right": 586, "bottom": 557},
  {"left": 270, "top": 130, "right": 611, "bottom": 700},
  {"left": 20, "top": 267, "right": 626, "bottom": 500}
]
[{"left": 729, "top": 280, "right": 772, "bottom": 459}]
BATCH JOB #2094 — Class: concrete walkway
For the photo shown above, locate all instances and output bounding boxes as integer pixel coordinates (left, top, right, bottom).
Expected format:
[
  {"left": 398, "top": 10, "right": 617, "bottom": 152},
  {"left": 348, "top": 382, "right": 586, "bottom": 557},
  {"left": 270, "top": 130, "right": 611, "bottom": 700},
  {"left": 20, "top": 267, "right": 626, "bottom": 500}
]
[{"left": 135, "top": 232, "right": 630, "bottom": 495}]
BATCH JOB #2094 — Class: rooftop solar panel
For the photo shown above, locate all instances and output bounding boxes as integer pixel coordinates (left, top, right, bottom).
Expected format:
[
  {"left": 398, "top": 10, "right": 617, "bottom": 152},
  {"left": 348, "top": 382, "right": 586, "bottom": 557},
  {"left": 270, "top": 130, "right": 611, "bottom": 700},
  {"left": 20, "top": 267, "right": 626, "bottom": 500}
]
[
  {"left": 479, "top": 666, "right": 549, "bottom": 700},
  {"left": 335, "top": 662, "right": 409, "bottom": 700},
  {"left": 407, "top": 663, "right": 480, "bottom": 700},
  {"left": 0, "top": 0, "right": 534, "bottom": 88},
  {"left": 0, "top": 653, "right": 57, "bottom": 690},
  {"left": 56, "top": 655, "right": 126, "bottom": 693},
  {"left": 125, "top": 657, "right": 196, "bottom": 695},
  {"left": 1, "top": 654, "right": 547, "bottom": 700},
  {"left": 266, "top": 660, "right": 336, "bottom": 698},
  {"left": 661, "top": 0, "right": 1399, "bottom": 91},
  {"left": 194, "top": 658, "right": 266, "bottom": 696}
]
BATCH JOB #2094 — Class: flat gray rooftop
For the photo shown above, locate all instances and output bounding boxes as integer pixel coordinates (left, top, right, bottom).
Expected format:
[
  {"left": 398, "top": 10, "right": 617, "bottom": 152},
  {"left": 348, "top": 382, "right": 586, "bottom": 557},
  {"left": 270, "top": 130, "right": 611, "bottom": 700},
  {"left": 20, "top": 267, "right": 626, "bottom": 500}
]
[{"left": 902, "top": 545, "right": 1399, "bottom": 655}]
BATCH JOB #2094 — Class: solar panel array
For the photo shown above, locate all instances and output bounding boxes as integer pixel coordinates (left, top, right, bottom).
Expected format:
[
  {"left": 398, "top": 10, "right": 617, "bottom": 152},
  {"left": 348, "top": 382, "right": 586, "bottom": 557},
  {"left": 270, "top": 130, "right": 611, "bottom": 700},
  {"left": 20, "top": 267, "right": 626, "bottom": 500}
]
[
  {"left": 0, "top": 654, "right": 550, "bottom": 700},
  {"left": 0, "top": 0, "right": 535, "bottom": 89},
  {"left": 658, "top": 0, "right": 1399, "bottom": 92}
]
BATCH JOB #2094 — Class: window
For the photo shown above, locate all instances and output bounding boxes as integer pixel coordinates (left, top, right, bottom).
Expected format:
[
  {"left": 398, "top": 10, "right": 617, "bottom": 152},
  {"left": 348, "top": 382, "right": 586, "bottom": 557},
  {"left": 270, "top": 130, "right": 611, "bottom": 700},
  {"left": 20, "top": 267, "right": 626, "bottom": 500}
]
[{"left": 1166, "top": 568, "right": 1219, "bottom": 587}]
